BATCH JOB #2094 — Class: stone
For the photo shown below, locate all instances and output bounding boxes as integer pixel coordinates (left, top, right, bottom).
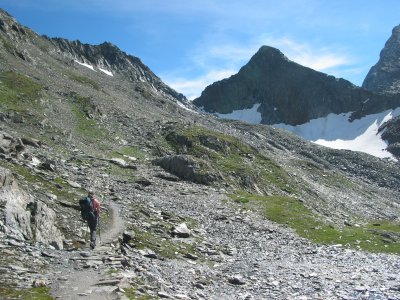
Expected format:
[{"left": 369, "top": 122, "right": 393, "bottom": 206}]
[
  {"left": 154, "top": 155, "right": 218, "bottom": 185},
  {"left": 158, "top": 291, "right": 172, "bottom": 298},
  {"left": 138, "top": 249, "right": 157, "bottom": 259},
  {"left": 122, "top": 230, "right": 135, "bottom": 243},
  {"left": 172, "top": 223, "right": 191, "bottom": 238},
  {"left": 228, "top": 275, "right": 246, "bottom": 285},
  {"left": 67, "top": 180, "right": 81, "bottom": 188},
  {"left": 32, "top": 279, "right": 48, "bottom": 287}
]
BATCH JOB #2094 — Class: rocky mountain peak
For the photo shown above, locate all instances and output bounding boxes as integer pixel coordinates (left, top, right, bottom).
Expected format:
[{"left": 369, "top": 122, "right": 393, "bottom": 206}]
[
  {"left": 363, "top": 24, "right": 400, "bottom": 94},
  {"left": 194, "top": 44, "right": 400, "bottom": 126}
]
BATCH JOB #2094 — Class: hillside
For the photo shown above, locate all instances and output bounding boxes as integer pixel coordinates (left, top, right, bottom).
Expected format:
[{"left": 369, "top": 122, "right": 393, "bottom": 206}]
[{"left": 0, "top": 9, "right": 399, "bottom": 300}]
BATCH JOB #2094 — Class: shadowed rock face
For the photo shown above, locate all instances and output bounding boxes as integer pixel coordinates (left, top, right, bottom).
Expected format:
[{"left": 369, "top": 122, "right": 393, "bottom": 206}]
[
  {"left": 194, "top": 46, "right": 400, "bottom": 125},
  {"left": 363, "top": 25, "right": 400, "bottom": 95}
]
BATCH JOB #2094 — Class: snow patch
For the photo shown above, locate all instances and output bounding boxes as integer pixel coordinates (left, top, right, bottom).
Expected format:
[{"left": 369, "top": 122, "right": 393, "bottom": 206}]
[
  {"left": 176, "top": 100, "right": 197, "bottom": 113},
  {"left": 74, "top": 60, "right": 95, "bottom": 71},
  {"left": 275, "top": 108, "right": 400, "bottom": 159},
  {"left": 99, "top": 67, "right": 113, "bottom": 76},
  {"left": 216, "top": 103, "right": 262, "bottom": 124}
]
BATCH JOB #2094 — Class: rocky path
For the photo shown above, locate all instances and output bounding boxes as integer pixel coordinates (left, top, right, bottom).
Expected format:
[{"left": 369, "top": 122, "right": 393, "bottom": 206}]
[{"left": 50, "top": 202, "right": 126, "bottom": 300}]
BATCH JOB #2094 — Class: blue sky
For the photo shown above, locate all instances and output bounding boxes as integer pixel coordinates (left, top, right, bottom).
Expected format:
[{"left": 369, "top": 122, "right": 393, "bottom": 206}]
[{"left": 1, "top": 0, "right": 399, "bottom": 99}]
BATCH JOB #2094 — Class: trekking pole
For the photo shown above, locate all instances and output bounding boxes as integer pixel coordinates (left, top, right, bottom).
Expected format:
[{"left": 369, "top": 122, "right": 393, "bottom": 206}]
[
  {"left": 87, "top": 223, "right": 90, "bottom": 245},
  {"left": 98, "top": 216, "right": 101, "bottom": 244}
]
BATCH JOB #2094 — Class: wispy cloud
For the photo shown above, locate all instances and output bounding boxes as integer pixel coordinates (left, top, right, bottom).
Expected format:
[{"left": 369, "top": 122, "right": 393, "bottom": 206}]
[
  {"left": 163, "top": 69, "right": 237, "bottom": 100},
  {"left": 163, "top": 36, "right": 356, "bottom": 99},
  {"left": 263, "top": 37, "right": 353, "bottom": 72}
]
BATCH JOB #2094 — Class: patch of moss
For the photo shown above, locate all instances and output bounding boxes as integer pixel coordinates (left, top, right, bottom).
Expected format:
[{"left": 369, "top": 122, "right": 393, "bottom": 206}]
[
  {"left": 0, "top": 286, "right": 52, "bottom": 300},
  {"left": 229, "top": 193, "right": 400, "bottom": 254}
]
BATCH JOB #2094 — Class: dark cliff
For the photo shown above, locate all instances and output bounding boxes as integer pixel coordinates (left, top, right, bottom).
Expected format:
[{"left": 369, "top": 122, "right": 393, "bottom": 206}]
[{"left": 363, "top": 25, "right": 400, "bottom": 95}]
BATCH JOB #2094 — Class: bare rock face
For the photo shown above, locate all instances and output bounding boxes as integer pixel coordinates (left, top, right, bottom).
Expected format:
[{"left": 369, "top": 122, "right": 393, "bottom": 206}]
[
  {"left": 153, "top": 155, "right": 219, "bottom": 185},
  {"left": 363, "top": 25, "right": 400, "bottom": 94},
  {"left": 379, "top": 115, "right": 400, "bottom": 158},
  {"left": 0, "top": 167, "right": 32, "bottom": 240},
  {"left": 0, "top": 167, "right": 64, "bottom": 249},
  {"left": 194, "top": 46, "right": 400, "bottom": 125}
]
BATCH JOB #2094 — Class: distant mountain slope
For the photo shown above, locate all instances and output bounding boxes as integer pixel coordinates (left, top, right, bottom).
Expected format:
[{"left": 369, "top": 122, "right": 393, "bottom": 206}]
[
  {"left": 49, "top": 38, "right": 186, "bottom": 102},
  {"left": 193, "top": 46, "right": 400, "bottom": 126},
  {"left": 363, "top": 25, "right": 400, "bottom": 94}
]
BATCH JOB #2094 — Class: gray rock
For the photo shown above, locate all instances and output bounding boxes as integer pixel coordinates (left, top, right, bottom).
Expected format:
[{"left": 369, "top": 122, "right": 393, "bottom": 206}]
[
  {"left": 154, "top": 155, "right": 218, "bottom": 185},
  {"left": 138, "top": 249, "right": 157, "bottom": 259},
  {"left": 228, "top": 275, "right": 246, "bottom": 285},
  {"left": 67, "top": 180, "right": 81, "bottom": 188},
  {"left": 172, "top": 223, "right": 191, "bottom": 238}
]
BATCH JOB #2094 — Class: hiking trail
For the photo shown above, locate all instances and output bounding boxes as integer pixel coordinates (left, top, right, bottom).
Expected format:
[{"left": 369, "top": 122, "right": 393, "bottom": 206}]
[{"left": 50, "top": 201, "right": 125, "bottom": 300}]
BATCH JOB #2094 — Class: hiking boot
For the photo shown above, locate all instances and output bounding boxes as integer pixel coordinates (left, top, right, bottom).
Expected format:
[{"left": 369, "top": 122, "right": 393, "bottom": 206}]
[{"left": 90, "top": 242, "right": 95, "bottom": 249}]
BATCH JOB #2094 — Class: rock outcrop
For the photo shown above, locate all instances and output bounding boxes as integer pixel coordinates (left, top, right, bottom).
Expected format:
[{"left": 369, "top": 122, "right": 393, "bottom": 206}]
[
  {"left": 363, "top": 25, "right": 400, "bottom": 94},
  {"left": 194, "top": 46, "right": 400, "bottom": 125},
  {"left": 0, "top": 167, "right": 64, "bottom": 249},
  {"left": 154, "top": 154, "right": 218, "bottom": 185}
]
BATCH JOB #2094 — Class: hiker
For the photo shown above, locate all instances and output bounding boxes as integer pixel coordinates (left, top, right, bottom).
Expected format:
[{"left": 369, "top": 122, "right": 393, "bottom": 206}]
[{"left": 79, "top": 191, "right": 100, "bottom": 249}]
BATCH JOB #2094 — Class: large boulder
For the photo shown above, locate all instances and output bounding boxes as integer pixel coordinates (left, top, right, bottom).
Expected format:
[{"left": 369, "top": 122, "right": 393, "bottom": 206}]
[
  {"left": 153, "top": 155, "right": 219, "bottom": 185},
  {"left": 0, "top": 167, "right": 64, "bottom": 248},
  {"left": 0, "top": 167, "right": 32, "bottom": 240}
]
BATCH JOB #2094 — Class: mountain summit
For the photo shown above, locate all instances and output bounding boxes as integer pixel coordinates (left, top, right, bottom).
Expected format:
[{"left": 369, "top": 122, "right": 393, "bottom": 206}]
[
  {"left": 363, "top": 24, "right": 400, "bottom": 94},
  {"left": 193, "top": 46, "right": 400, "bottom": 126}
]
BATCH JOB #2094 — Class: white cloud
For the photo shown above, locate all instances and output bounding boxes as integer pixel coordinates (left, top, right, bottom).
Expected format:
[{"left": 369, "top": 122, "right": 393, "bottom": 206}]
[
  {"left": 164, "top": 69, "right": 237, "bottom": 100},
  {"left": 257, "top": 37, "right": 354, "bottom": 72},
  {"left": 170, "top": 36, "right": 355, "bottom": 98}
]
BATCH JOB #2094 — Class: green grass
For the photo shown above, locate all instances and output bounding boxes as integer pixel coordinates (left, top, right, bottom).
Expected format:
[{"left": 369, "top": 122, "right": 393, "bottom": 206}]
[
  {"left": 164, "top": 125, "right": 294, "bottom": 193},
  {"left": 128, "top": 204, "right": 202, "bottom": 260},
  {"left": 130, "top": 226, "right": 200, "bottom": 260},
  {"left": 124, "top": 288, "right": 157, "bottom": 300},
  {"left": 0, "top": 287, "right": 52, "bottom": 300},
  {"left": 69, "top": 93, "right": 107, "bottom": 140},
  {"left": 0, "top": 160, "right": 83, "bottom": 204},
  {"left": 229, "top": 193, "right": 400, "bottom": 254},
  {"left": 67, "top": 72, "right": 100, "bottom": 90},
  {"left": 111, "top": 146, "right": 148, "bottom": 161},
  {"left": 0, "top": 71, "right": 42, "bottom": 112}
]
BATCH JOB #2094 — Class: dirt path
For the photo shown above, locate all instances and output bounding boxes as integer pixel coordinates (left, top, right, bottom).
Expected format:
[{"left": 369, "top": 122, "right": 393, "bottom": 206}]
[{"left": 50, "top": 201, "right": 125, "bottom": 300}]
